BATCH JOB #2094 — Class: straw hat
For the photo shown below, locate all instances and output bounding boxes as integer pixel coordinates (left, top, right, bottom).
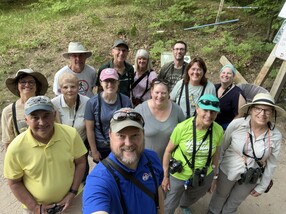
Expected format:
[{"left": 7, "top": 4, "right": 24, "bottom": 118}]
[
  {"left": 63, "top": 42, "right": 92, "bottom": 59},
  {"left": 5, "top": 68, "right": 48, "bottom": 97},
  {"left": 240, "top": 93, "right": 286, "bottom": 117}
]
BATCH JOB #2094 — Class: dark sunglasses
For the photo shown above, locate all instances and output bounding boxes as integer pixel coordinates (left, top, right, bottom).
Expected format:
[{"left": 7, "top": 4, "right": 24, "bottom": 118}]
[
  {"left": 199, "top": 99, "right": 220, "bottom": 108},
  {"left": 112, "top": 111, "right": 145, "bottom": 127},
  {"left": 152, "top": 78, "right": 169, "bottom": 86}
]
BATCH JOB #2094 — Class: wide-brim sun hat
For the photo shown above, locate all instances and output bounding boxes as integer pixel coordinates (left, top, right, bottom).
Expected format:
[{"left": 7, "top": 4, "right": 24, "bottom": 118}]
[
  {"left": 5, "top": 68, "right": 48, "bottom": 97},
  {"left": 63, "top": 42, "right": 92, "bottom": 59},
  {"left": 198, "top": 94, "right": 220, "bottom": 112},
  {"left": 240, "top": 93, "right": 286, "bottom": 117}
]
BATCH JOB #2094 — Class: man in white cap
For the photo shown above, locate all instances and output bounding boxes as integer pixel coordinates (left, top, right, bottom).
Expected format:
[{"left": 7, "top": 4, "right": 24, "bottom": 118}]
[
  {"left": 53, "top": 42, "right": 96, "bottom": 98},
  {"left": 83, "top": 108, "right": 164, "bottom": 214},
  {"left": 96, "top": 39, "right": 134, "bottom": 97},
  {"left": 4, "top": 96, "right": 87, "bottom": 214}
]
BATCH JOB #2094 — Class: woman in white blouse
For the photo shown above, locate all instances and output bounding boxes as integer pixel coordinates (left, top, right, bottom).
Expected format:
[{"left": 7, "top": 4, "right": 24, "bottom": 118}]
[{"left": 208, "top": 93, "right": 286, "bottom": 213}]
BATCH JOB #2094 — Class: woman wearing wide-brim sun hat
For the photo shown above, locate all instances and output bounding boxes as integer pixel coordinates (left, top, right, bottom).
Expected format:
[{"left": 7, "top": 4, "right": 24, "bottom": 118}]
[
  {"left": 209, "top": 93, "right": 286, "bottom": 214},
  {"left": 1, "top": 68, "right": 48, "bottom": 151}
]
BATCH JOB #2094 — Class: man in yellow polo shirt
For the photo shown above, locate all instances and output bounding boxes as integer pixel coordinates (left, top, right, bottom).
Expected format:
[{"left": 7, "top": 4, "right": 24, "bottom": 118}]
[{"left": 4, "top": 96, "right": 87, "bottom": 214}]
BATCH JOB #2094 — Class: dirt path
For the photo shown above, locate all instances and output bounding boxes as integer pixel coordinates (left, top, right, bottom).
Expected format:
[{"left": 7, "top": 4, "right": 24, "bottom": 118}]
[{"left": 1, "top": 124, "right": 286, "bottom": 214}]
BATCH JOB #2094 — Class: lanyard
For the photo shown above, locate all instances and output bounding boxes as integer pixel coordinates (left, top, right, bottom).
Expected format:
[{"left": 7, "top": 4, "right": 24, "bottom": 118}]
[
  {"left": 60, "top": 94, "right": 80, "bottom": 127},
  {"left": 242, "top": 129, "right": 270, "bottom": 168}
]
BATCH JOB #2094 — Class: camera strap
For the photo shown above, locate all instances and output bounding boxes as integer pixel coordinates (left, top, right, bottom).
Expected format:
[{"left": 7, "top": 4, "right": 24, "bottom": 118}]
[
  {"left": 101, "top": 159, "right": 127, "bottom": 214},
  {"left": 102, "top": 156, "right": 159, "bottom": 210},
  {"left": 180, "top": 117, "right": 213, "bottom": 172},
  {"left": 243, "top": 130, "right": 270, "bottom": 171},
  {"left": 12, "top": 101, "right": 20, "bottom": 135},
  {"left": 192, "top": 117, "right": 213, "bottom": 170}
]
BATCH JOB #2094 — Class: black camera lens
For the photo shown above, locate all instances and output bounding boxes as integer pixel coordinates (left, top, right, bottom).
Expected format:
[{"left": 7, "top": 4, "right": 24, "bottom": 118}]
[{"left": 169, "top": 158, "right": 183, "bottom": 174}]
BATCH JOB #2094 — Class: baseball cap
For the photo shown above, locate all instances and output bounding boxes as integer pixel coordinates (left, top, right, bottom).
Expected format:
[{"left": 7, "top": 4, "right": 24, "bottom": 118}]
[
  {"left": 198, "top": 94, "right": 220, "bottom": 112},
  {"left": 100, "top": 68, "right": 119, "bottom": 81},
  {"left": 110, "top": 108, "right": 144, "bottom": 133},
  {"left": 25, "top": 96, "right": 54, "bottom": 115},
  {"left": 112, "top": 39, "right": 129, "bottom": 50}
]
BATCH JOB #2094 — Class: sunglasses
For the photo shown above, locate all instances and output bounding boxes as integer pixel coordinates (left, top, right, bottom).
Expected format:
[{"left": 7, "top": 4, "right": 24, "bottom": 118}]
[
  {"left": 199, "top": 99, "right": 220, "bottom": 108},
  {"left": 112, "top": 111, "right": 145, "bottom": 127},
  {"left": 152, "top": 78, "right": 169, "bottom": 86}
]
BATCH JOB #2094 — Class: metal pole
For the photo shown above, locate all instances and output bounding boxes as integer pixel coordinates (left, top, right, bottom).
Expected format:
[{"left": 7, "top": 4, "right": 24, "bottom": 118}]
[
  {"left": 226, "top": 6, "right": 259, "bottom": 9},
  {"left": 184, "top": 19, "right": 239, "bottom": 31}
]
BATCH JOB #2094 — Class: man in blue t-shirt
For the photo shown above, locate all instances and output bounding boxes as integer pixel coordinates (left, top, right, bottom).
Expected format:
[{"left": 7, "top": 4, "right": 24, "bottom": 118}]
[{"left": 83, "top": 108, "right": 164, "bottom": 214}]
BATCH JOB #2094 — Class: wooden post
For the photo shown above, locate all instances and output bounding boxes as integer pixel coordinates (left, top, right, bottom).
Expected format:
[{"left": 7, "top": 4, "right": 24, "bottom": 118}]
[
  {"left": 215, "top": 0, "right": 225, "bottom": 23},
  {"left": 219, "top": 55, "right": 248, "bottom": 84},
  {"left": 270, "top": 61, "right": 286, "bottom": 101},
  {"left": 254, "top": 44, "right": 277, "bottom": 86}
]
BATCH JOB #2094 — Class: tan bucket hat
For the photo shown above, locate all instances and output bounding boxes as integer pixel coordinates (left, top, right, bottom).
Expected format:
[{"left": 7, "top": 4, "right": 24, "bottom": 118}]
[
  {"left": 63, "top": 42, "right": 92, "bottom": 59},
  {"left": 240, "top": 93, "right": 286, "bottom": 117},
  {"left": 5, "top": 68, "right": 48, "bottom": 97}
]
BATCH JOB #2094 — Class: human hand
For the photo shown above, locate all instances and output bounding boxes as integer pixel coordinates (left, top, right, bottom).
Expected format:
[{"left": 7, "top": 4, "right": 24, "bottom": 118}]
[
  {"left": 250, "top": 189, "right": 261, "bottom": 197},
  {"left": 208, "top": 179, "right": 217, "bottom": 193},
  {"left": 55, "top": 192, "right": 75, "bottom": 212},
  {"left": 161, "top": 177, "right": 170, "bottom": 192},
  {"left": 92, "top": 150, "right": 101, "bottom": 163}
]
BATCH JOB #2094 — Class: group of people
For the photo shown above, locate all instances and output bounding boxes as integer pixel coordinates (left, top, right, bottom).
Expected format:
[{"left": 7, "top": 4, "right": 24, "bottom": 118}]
[{"left": 2, "top": 39, "right": 285, "bottom": 214}]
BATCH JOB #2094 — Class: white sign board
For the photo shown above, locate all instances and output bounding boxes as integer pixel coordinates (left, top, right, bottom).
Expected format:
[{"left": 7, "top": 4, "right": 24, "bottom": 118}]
[
  {"left": 160, "top": 52, "right": 191, "bottom": 67},
  {"left": 275, "top": 28, "right": 286, "bottom": 60},
  {"left": 278, "top": 2, "right": 286, "bottom": 18},
  {"left": 273, "top": 20, "right": 286, "bottom": 43}
]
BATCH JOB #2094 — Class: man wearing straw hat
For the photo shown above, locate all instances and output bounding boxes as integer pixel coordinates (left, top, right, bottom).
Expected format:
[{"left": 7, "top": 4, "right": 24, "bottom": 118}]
[{"left": 53, "top": 42, "right": 96, "bottom": 98}]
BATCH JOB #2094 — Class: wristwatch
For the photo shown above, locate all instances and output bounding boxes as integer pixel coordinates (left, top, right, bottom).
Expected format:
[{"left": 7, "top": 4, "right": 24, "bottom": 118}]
[{"left": 69, "top": 188, "right": 78, "bottom": 195}]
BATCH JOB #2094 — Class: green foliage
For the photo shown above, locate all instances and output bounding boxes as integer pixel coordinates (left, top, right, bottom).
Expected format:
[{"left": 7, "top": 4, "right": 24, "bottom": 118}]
[
  {"left": 149, "top": 0, "right": 197, "bottom": 28},
  {"left": 269, "top": 68, "right": 279, "bottom": 79},
  {"left": 28, "top": 0, "right": 91, "bottom": 15}
]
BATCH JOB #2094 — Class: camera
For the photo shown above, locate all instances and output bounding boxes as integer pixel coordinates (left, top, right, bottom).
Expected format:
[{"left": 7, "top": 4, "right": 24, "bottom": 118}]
[
  {"left": 47, "top": 205, "right": 64, "bottom": 214},
  {"left": 169, "top": 158, "right": 183, "bottom": 174},
  {"left": 239, "top": 167, "right": 262, "bottom": 185},
  {"left": 190, "top": 167, "right": 207, "bottom": 187}
]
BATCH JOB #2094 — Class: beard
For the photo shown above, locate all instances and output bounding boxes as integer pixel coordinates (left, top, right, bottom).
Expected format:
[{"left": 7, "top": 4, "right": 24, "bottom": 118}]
[{"left": 113, "top": 140, "right": 145, "bottom": 167}]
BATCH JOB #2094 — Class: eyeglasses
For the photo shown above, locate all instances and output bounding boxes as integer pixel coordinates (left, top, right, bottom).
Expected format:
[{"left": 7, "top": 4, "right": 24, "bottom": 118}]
[
  {"left": 173, "top": 48, "right": 186, "bottom": 52},
  {"left": 114, "top": 47, "right": 128, "bottom": 53},
  {"left": 113, "top": 111, "right": 145, "bottom": 127},
  {"left": 18, "top": 80, "right": 36, "bottom": 86},
  {"left": 199, "top": 100, "right": 220, "bottom": 108},
  {"left": 252, "top": 106, "right": 273, "bottom": 116}
]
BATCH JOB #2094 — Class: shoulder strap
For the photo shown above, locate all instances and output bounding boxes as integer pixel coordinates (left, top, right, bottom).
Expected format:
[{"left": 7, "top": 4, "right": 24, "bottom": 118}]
[
  {"left": 162, "top": 62, "right": 175, "bottom": 80},
  {"left": 185, "top": 83, "right": 191, "bottom": 119},
  {"left": 12, "top": 102, "right": 20, "bottom": 135},
  {"left": 118, "top": 93, "right": 123, "bottom": 107},
  {"left": 177, "top": 80, "right": 185, "bottom": 106},
  {"left": 131, "top": 71, "right": 149, "bottom": 90},
  {"left": 101, "top": 159, "right": 127, "bottom": 214},
  {"left": 106, "top": 157, "right": 158, "bottom": 205},
  {"left": 97, "top": 94, "right": 108, "bottom": 141},
  {"left": 139, "top": 71, "right": 151, "bottom": 99}
]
